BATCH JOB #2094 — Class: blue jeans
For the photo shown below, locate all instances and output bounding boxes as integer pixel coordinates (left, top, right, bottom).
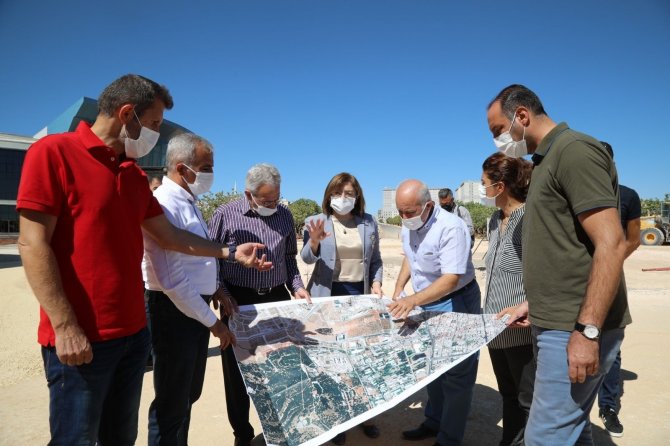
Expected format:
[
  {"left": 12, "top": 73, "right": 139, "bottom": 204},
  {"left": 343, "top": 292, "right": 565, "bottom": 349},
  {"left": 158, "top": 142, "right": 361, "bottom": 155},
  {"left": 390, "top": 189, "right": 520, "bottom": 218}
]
[
  {"left": 525, "top": 327, "right": 624, "bottom": 446},
  {"left": 421, "top": 280, "right": 481, "bottom": 446},
  {"left": 598, "top": 349, "right": 622, "bottom": 410},
  {"left": 146, "top": 290, "right": 210, "bottom": 446},
  {"left": 42, "top": 327, "right": 150, "bottom": 445}
]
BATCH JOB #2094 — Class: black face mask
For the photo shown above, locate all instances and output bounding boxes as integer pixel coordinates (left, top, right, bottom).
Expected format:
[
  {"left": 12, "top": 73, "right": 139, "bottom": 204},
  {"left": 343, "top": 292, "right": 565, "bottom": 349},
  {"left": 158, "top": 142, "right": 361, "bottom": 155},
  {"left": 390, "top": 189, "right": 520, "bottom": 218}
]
[{"left": 441, "top": 203, "right": 454, "bottom": 212}]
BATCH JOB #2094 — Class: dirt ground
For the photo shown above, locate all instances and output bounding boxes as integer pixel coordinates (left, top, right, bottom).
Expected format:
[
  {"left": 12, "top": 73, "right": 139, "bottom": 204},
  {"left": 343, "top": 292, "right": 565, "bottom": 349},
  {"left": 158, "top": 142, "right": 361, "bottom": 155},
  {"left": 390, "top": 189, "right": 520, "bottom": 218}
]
[{"left": 0, "top": 240, "right": 668, "bottom": 445}]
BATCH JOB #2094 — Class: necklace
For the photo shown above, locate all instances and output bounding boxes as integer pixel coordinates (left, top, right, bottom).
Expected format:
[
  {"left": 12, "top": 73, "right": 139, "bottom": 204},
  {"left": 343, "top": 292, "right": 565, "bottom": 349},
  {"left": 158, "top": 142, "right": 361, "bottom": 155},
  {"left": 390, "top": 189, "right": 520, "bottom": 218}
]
[{"left": 334, "top": 217, "right": 355, "bottom": 234}]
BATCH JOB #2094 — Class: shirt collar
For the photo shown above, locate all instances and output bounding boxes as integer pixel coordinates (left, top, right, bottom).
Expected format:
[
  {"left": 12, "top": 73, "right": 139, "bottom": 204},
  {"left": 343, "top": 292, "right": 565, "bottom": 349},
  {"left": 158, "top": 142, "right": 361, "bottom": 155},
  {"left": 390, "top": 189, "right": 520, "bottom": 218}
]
[
  {"left": 241, "top": 196, "right": 255, "bottom": 215},
  {"left": 416, "top": 204, "right": 438, "bottom": 233},
  {"left": 75, "top": 121, "right": 108, "bottom": 150},
  {"left": 531, "top": 122, "right": 569, "bottom": 166},
  {"left": 161, "top": 176, "right": 195, "bottom": 203}
]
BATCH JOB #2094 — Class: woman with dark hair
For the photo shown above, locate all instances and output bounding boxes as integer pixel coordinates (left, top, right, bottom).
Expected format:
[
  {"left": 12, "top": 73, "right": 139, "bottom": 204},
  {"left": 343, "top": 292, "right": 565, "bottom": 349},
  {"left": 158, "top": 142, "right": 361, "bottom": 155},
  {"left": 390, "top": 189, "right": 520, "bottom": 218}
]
[
  {"left": 480, "top": 152, "right": 535, "bottom": 446},
  {"left": 301, "top": 172, "right": 383, "bottom": 444}
]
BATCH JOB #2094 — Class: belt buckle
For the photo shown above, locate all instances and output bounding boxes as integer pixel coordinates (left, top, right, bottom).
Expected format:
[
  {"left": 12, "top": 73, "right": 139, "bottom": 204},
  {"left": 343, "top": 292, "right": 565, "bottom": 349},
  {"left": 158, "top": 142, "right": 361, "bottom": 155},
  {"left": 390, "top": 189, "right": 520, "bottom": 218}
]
[{"left": 257, "top": 287, "right": 271, "bottom": 295}]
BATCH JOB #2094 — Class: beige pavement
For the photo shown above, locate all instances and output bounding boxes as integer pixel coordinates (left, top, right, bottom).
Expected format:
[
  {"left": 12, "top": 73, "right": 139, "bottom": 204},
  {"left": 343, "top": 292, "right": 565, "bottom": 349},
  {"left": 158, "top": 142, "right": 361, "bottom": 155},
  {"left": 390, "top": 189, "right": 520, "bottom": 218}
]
[{"left": 0, "top": 241, "right": 668, "bottom": 445}]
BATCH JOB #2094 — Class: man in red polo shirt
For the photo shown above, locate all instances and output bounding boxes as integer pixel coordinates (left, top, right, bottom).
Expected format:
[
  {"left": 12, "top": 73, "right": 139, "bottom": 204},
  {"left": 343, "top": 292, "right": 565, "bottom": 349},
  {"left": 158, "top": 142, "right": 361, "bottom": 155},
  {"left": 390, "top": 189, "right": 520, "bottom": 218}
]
[{"left": 17, "top": 74, "right": 270, "bottom": 445}]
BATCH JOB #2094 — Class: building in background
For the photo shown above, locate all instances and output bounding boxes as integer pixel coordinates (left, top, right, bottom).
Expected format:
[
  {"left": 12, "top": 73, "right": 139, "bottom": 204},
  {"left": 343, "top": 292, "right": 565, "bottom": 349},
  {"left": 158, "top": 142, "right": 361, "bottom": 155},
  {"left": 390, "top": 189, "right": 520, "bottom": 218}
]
[
  {"left": 0, "top": 133, "right": 35, "bottom": 237},
  {"left": 455, "top": 180, "right": 481, "bottom": 204},
  {"left": 378, "top": 186, "right": 447, "bottom": 221},
  {"left": 0, "top": 97, "right": 191, "bottom": 236}
]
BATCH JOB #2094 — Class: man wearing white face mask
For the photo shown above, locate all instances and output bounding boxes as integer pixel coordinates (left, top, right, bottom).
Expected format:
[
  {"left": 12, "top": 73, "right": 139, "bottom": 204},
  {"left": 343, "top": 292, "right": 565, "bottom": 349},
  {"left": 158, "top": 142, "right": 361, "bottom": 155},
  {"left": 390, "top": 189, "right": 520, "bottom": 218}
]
[
  {"left": 487, "top": 84, "right": 629, "bottom": 445},
  {"left": 16, "top": 74, "right": 271, "bottom": 446},
  {"left": 142, "top": 133, "right": 236, "bottom": 445},
  {"left": 389, "top": 179, "right": 480, "bottom": 446},
  {"left": 209, "top": 162, "right": 310, "bottom": 446}
]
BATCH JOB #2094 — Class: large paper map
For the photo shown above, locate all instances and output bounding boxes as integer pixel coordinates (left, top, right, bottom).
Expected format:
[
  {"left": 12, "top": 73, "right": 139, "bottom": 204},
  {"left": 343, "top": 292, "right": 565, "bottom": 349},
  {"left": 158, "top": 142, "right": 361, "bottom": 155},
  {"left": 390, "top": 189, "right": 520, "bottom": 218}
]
[{"left": 229, "top": 295, "right": 507, "bottom": 446}]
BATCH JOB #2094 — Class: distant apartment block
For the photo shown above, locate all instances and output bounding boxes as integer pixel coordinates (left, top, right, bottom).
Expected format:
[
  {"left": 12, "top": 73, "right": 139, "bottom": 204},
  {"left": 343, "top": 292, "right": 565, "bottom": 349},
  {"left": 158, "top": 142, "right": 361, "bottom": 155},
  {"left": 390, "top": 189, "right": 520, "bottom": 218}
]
[
  {"left": 455, "top": 180, "right": 482, "bottom": 204},
  {"left": 378, "top": 187, "right": 447, "bottom": 221}
]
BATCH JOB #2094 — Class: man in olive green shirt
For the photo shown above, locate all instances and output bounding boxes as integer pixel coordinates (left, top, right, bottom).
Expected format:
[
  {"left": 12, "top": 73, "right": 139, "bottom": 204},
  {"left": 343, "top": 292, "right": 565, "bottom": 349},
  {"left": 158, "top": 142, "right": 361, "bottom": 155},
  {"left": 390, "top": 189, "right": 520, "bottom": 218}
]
[{"left": 487, "top": 84, "right": 630, "bottom": 445}]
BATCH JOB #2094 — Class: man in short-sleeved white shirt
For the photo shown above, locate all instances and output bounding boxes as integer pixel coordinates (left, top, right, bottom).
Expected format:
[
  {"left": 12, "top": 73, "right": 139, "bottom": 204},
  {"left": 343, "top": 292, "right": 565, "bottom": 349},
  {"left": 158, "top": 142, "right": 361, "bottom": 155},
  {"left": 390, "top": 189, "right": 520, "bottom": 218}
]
[
  {"left": 389, "top": 179, "right": 480, "bottom": 446},
  {"left": 142, "top": 133, "right": 236, "bottom": 445}
]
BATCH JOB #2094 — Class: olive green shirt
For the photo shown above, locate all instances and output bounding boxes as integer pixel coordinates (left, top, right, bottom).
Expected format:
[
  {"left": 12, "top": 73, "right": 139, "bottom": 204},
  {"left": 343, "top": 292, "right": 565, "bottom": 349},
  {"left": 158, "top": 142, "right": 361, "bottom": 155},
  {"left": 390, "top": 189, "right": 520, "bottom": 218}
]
[{"left": 523, "top": 122, "right": 632, "bottom": 331}]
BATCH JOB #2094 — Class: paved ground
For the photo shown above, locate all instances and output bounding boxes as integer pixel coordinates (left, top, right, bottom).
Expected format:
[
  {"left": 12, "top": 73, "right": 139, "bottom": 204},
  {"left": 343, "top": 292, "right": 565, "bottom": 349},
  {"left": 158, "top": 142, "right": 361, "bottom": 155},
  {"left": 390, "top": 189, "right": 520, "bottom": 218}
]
[{"left": 0, "top": 241, "right": 668, "bottom": 445}]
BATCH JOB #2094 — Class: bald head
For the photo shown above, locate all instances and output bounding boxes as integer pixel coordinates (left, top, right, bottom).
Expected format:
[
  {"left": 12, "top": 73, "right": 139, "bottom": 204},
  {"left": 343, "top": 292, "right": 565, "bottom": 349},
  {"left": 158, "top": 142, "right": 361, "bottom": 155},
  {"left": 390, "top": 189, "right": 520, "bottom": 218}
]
[{"left": 396, "top": 179, "right": 433, "bottom": 220}]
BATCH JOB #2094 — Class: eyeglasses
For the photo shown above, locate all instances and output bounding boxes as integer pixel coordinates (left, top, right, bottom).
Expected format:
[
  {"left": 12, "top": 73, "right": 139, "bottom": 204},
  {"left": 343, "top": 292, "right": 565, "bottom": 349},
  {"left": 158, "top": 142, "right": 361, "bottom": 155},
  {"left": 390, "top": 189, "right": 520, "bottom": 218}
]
[
  {"left": 253, "top": 196, "right": 280, "bottom": 207},
  {"left": 481, "top": 182, "right": 501, "bottom": 189},
  {"left": 331, "top": 191, "right": 357, "bottom": 199}
]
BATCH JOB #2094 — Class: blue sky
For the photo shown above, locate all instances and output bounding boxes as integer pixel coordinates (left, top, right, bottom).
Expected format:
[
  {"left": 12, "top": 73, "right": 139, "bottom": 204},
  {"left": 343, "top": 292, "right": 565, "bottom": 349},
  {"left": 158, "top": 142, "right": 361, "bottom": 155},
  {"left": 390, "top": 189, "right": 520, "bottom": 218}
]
[{"left": 1, "top": 1, "right": 668, "bottom": 213}]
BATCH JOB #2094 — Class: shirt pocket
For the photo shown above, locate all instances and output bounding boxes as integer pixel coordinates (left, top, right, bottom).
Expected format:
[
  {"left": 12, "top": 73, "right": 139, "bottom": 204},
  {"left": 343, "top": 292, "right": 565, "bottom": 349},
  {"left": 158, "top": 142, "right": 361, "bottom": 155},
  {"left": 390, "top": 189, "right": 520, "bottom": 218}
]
[
  {"left": 416, "top": 251, "right": 440, "bottom": 274},
  {"left": 498, "top": 242, "right": 523, "bottom": 275}
]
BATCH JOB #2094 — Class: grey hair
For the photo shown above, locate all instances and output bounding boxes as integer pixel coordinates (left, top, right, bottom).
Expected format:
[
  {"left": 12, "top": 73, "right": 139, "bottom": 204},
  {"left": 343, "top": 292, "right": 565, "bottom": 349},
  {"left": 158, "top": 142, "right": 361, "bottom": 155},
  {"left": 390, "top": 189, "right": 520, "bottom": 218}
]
[
  {"left": 166, "top": 133, "right": 213, "bottom": 172},
  {"left": 246, "top": 163, "right": 281, "bottom": 193},
  {"left": 417, "top": 183, "right": 431, "bottom": 205},
  {"left": 438, "top": 188, "right": 453, "bottom": 199}
]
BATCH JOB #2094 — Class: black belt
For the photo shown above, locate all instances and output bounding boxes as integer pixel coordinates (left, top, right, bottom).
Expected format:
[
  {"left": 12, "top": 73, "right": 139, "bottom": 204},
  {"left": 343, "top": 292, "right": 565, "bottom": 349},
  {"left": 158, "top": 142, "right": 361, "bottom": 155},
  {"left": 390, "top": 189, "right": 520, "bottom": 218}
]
[
  {"left": 436, "top": 279, "right": 477, "bottom": 303},
  {"left": 226, "top": 283, "right": 283, "bottom": 296}
]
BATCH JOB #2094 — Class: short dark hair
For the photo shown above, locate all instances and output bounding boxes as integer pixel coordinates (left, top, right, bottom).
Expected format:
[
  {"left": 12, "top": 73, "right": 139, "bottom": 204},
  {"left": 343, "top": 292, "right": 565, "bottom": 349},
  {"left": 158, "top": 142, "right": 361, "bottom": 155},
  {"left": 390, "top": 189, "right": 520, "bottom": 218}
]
[
  {"left": 482, "top": 152, "right": 533, "bottom": 202},
  {"left": 438, "top": 188, "right": 453, "bottom": 199},
  {"left": 98, "top": 74, "right": 173, "bottom": 117},
  {"left": 322, "top": 172, "right": 366, "bottom": 217},
  {"left": 488, "top": 84, "right": 547, "bottom": 119}
]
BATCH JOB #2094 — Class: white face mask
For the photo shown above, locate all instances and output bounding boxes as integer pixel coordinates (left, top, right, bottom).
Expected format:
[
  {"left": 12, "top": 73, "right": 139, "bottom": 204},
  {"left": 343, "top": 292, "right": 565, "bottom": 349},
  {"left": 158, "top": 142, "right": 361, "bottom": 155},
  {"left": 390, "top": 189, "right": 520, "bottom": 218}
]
[
  {"left": 479, "top": 183, "right": 501, "bottom": 207},
  {"left": 330, "top": 196, "right": 356, "bottom": 215},
  {"left": 122, "top": 110, "right": 160, "bottom": 159},
  {"left": 183, "top": 165, "right": 214, "bottom": 196},
  {"left": 401, "top": 202, "right": 428, "bottom": 231},
  {"left": 494, "top": 114, "right": 527, "bottom": 158},
  {"left": 251, "top": 195, "right": 278, "bottom": 217}
]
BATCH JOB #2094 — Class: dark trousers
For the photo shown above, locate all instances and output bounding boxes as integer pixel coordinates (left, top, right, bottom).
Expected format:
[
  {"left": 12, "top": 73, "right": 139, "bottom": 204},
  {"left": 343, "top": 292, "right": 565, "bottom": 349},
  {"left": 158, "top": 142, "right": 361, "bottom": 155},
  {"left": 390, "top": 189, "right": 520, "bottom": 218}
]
[
  {"left": 42, "top": 327, "right": 150, "bottom": 445},
  {"left": 222, "top": 282, "right": 291, "bottom": 441},
  {"left": 146, "top": 290, "right": 211, "bottom": 446},
  {"left": 598, "top": 349, "right": 622, "bottom": 410},
  {"left": 488, "top": 344, "right": 535, "bottom": 446}
]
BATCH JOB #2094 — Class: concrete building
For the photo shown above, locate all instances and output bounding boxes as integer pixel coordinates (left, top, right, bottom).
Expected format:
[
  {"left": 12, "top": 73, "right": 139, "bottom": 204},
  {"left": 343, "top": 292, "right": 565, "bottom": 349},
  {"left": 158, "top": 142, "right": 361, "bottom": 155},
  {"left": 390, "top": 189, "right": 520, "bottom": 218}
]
[
  {"left": 455, "top": 180, "right": 482, "bottom": 204},
  {"left": 378, "top": 187, "right": 447, "bottom": 221},
  {"left": 0, "top": 97, "right": 192, "bottom": 236}
]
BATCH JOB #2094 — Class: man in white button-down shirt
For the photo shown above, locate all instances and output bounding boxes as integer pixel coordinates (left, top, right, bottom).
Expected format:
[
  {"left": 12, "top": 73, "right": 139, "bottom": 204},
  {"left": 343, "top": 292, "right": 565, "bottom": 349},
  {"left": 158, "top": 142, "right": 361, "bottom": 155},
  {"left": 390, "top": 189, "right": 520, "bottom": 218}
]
[
  {"left": 142, "top": 133, "right": 236, "bottom": 445},
  {"left": 388, "top": 179, "right": 481, "bottom": 446}
]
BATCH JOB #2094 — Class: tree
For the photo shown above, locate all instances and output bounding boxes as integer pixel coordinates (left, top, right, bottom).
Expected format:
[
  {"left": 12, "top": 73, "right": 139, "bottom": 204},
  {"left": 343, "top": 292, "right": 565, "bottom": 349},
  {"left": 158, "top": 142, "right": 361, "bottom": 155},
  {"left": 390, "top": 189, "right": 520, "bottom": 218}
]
[
  {"left": 641, "top": 198, "right": 659, "bottom": 216},
  {"left": 458, "top": 201, "right": 497, "bottom": 236},
  {"left": 386, "top": 215, "right": 402, "bottom": 226},
  {"left": 287, "top": 198, "right": 321, "bottom": 233},
  {"left": 197, "top": 190, "right": 242, "bottom": 222}
]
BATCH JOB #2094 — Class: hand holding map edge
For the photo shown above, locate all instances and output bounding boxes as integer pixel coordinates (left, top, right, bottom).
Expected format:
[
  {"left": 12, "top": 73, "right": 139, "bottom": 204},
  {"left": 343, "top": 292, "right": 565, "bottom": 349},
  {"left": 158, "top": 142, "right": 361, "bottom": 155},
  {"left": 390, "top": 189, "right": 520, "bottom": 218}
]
[{"left": 496, "top": 301, "right": 530, "bottom": 328}]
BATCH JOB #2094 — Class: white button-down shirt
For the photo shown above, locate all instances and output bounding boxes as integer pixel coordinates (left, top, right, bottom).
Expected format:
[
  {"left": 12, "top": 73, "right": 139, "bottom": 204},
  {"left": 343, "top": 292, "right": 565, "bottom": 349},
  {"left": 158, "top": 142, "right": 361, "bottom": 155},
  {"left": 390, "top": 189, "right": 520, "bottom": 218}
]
[
  {"left": 402, "top": 205, "right": 475, "bottom": 294},
  {"left": 142, "top": 177, "right": 217, "bottom": 328}
]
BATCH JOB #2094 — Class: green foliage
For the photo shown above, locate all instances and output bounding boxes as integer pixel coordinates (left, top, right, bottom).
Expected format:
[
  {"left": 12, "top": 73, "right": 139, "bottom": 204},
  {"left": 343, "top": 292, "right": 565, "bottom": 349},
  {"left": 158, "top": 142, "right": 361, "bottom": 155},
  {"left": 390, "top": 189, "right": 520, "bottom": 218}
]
[
  {"left": 458, "top": 202, "right": 497, "bottom": 235},
  {"left": 197, "top": 190, "right": 242, "bottom": 222},
  {"left": 287, "top": 198, "right": 321, "bottom": 233},
  {"left": 386, "top": 215, "right": 402, "bottom": 226},
  {"left": 641, "top": 198, "right": 661, "bottom": 216},
  {"left": 639, "top": 194, "right": 669, "bottom": 216}
]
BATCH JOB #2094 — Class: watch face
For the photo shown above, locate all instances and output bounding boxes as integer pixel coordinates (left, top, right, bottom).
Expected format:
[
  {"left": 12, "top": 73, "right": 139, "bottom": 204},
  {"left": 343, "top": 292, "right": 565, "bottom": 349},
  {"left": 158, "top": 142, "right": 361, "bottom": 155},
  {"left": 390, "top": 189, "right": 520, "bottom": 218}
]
[{"left": 584, "top": 326, "right": 599, "bottom": 339}]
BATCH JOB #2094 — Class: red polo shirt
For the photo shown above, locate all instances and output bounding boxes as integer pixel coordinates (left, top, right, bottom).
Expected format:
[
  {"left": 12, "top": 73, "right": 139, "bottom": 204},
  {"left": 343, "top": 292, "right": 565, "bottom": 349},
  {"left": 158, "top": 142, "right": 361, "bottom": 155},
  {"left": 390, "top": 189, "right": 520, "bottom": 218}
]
[{"left": 17, "top": 121, "right": 163, "bottom": 346}]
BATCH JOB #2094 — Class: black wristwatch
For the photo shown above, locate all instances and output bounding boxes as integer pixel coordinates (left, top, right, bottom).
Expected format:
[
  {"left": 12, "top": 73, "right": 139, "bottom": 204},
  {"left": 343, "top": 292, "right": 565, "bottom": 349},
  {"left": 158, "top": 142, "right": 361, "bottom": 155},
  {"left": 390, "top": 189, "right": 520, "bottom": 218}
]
[
  {"left": 574, "top": 322, "right": 600, "bottom": 340},
  {"left": 226, "top": 244, "right": 237, "bottom": 264}
]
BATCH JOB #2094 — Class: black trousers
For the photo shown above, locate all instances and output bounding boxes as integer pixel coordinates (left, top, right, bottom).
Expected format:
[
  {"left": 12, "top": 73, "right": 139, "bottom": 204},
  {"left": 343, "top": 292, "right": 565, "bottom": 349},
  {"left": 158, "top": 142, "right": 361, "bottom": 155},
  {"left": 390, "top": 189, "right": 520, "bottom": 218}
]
[
  {"left": 145, "top": 289, "right": 211, "bottom": 446},
  {"left": 221, "top": 282, "right": 291, "bottom": 441},
  {"left": 488, "top": 344, "right": 536, "bottom": 446}
]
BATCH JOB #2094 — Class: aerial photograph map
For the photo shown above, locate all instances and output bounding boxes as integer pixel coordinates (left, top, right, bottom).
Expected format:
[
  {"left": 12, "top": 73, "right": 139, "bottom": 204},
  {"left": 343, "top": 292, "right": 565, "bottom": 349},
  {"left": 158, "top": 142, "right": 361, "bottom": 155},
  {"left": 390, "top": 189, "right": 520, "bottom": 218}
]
[{"left": 229, "top": 295, "right": 507, "bottom": 446}]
